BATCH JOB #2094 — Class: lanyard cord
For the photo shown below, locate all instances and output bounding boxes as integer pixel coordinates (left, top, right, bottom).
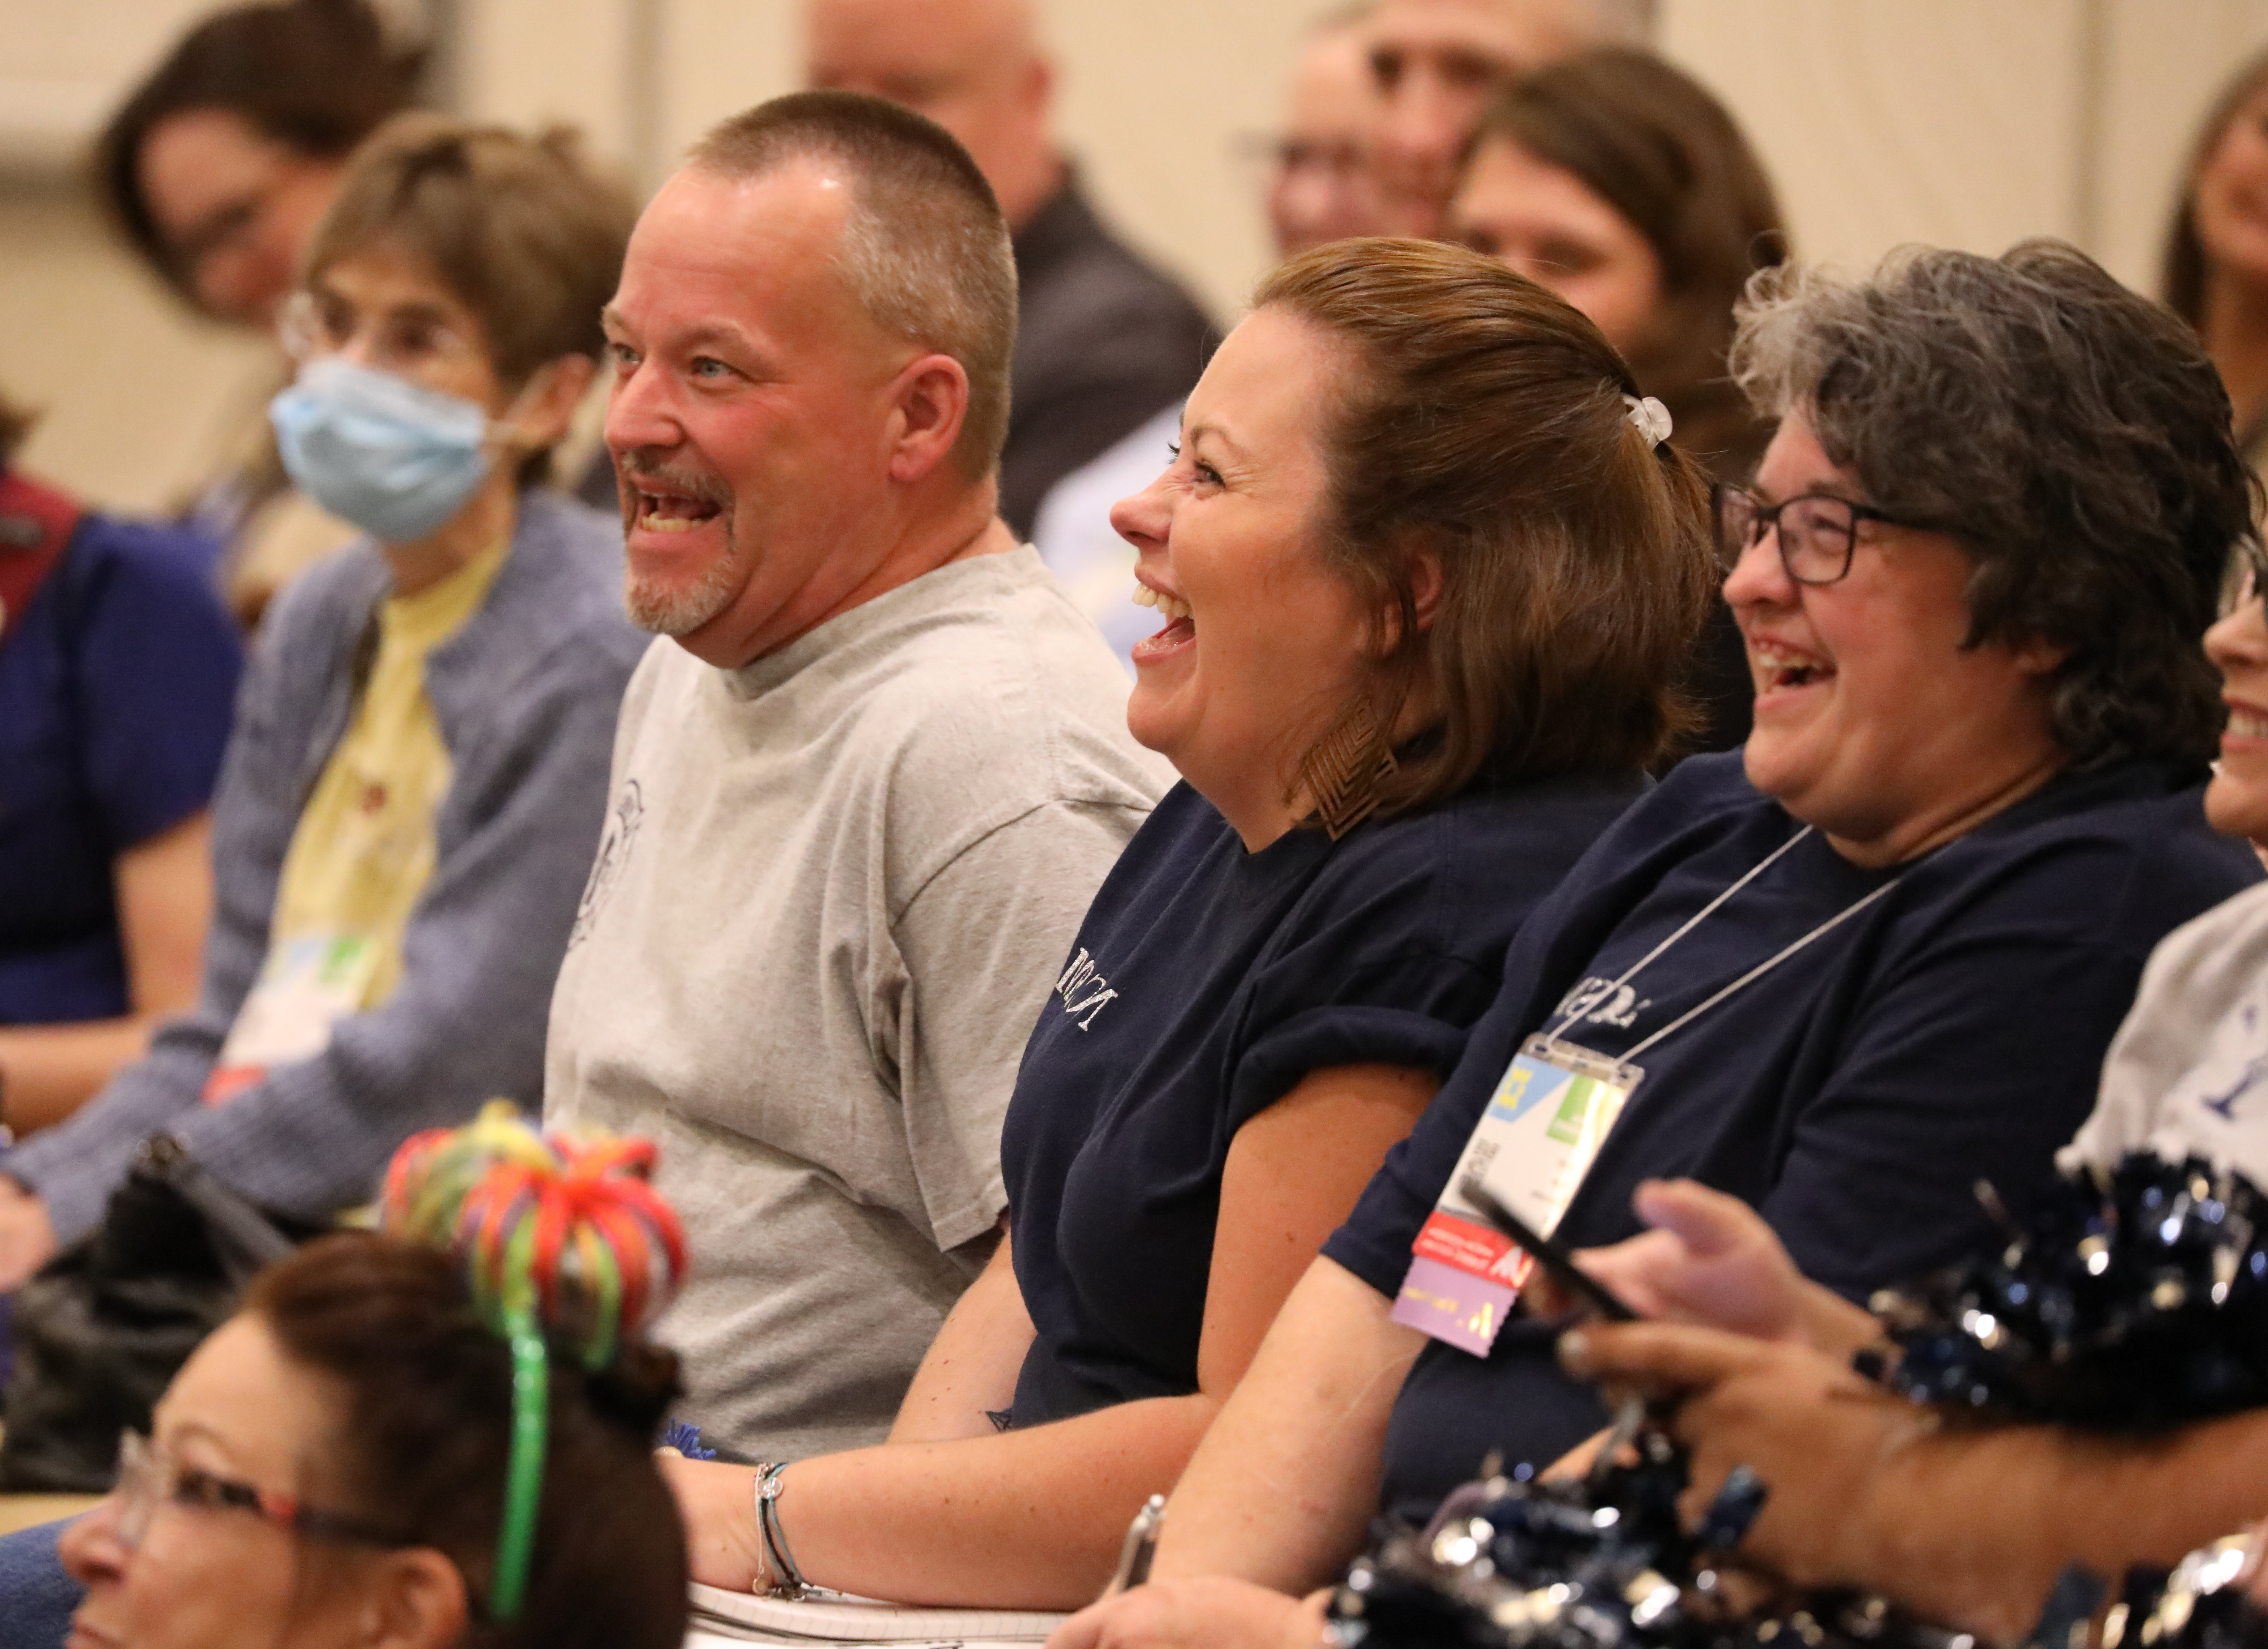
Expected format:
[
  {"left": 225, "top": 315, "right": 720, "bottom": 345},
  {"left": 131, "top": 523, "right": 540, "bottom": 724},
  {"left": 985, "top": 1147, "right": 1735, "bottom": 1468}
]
[
  {"left": 1545, "top": 822, "right": 1901, "bottom": 1063},
  {"left": 1546, "top": 824, "right": 1817, "bottom": 1042},
  {"left": 1619, "top": 877, "right": 1899, "bottom": 1062}
]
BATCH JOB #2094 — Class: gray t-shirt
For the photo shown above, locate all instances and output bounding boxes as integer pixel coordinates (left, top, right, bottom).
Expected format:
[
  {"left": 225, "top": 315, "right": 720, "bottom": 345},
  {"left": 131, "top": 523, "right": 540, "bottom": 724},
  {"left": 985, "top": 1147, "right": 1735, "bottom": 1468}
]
[
  {"left": 2064, "top": 876, "right": 2268, "bottom": 1185},
  {"left": 545, "top": 547, "right": 1170, "bottom": 1457}
]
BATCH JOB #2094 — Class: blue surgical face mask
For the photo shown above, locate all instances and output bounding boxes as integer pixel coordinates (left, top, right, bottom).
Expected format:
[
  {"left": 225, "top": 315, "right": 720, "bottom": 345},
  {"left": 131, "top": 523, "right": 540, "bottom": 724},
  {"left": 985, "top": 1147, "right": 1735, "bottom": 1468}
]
[{"left": 270, "top": 357, "right": 497, "bottom": 544}]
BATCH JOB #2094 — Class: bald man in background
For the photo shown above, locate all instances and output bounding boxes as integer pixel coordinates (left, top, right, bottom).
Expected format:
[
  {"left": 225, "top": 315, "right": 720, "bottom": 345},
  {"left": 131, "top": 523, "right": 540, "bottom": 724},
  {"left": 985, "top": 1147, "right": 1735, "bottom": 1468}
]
[
  {"left": 1368, "top": 0, "right": 1651, "bottom": 233},
  {"left": 807, "top": 0, "right": 1217, "bottom": 539}
]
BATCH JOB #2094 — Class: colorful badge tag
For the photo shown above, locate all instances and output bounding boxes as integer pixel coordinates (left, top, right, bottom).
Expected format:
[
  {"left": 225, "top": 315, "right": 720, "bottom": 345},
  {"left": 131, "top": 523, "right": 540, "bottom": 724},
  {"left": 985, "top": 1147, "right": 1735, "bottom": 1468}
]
[
  {"left": 203, "top": 933, "right": 377, "bottom": 1104},
  {"left": 1391, "top": 1034, "right": 1642, "bottom": 1356}
]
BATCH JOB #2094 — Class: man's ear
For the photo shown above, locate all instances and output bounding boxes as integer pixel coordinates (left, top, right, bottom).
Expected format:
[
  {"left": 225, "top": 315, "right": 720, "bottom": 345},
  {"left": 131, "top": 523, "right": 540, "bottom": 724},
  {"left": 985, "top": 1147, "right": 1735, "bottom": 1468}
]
[
  {"left": 885, "top": 351, "right": 972, "bottom": 485},
  {"left": 356, "top": 1546, "right": 469, "bottom": 1649}
]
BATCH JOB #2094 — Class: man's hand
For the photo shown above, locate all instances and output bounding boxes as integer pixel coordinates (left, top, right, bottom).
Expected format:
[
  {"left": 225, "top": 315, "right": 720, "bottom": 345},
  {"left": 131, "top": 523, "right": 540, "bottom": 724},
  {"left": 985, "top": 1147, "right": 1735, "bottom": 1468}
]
[
  {"left": 657, "top": 1454, "right": 769, "bottom": 1593},
  {"left": 1540, "top": 1180, "right": 1810, "bottom": 1343},
  {"left": 1559, "top": 1320, "right": 1923, "bottom": 1596},
  {"left": 0, "top": 1181, "right": 58, "bottom": 1292},
  {"left": 1047, "top": 1578, "right": 1327, "bottom": 1649}
]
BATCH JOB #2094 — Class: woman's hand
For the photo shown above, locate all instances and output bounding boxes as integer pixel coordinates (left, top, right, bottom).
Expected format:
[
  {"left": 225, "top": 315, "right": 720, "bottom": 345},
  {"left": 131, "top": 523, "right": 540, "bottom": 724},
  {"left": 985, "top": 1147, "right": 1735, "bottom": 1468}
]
[
  {"left": 657, "top": 1454, "right": 770, "bottom": 1593},
  {"left": 1558, "top": 1320, "right": 1923, "bottom": 1598},
  {"left": 1535, "top": 1180, "right": 1810, "bottom": 1342},
  {"left": 1049, "top": 1579, "right": 1327, "bottom": 1649}
]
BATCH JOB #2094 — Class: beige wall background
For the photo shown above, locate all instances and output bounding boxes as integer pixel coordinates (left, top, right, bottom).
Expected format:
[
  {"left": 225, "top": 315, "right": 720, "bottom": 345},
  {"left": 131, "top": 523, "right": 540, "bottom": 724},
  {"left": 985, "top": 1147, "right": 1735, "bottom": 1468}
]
[{"left": 6, "top": 0, "right": 2268, "bottom": 512}]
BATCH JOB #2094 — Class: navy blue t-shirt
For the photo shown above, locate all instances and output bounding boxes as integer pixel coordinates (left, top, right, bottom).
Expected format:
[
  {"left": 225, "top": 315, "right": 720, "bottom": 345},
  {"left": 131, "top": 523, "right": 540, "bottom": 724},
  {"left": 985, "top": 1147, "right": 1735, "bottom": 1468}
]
[
  {"left": 1322, "top": 752, "right": 2262, "bottom": 1520},
  {"left": 1004, "top": 771, "right": 1648, "bottom": 1425},
  {"left": 0, "top": 512, "right": 240, "bottom": 1023}
]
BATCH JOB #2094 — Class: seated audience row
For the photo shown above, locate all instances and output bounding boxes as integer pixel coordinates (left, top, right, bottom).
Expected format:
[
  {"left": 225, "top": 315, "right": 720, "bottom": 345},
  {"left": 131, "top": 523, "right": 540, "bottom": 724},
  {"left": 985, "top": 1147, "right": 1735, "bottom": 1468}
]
[
  {"left": 656, "top": 219, "right": 1710, "bottom": 1603},
  {"left": 1049, "top": 236, "right": 2268, "bottom": 1649},
  {"left": 14, "top": 40, "right": 2268, "bottom": 1649}
]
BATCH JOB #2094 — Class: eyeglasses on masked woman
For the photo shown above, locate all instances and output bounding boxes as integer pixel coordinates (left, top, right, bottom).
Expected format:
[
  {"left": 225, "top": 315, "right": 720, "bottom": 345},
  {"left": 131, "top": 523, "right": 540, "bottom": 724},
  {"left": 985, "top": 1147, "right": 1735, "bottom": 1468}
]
[
  {"left": 1712, "top": 482, "right": 1931, "bottom": 585},
  {"left": 109, "top": 1429, "right": 410, "bottom": 1554},
  {"left": 277, "top": 286, "right": 485, "bottom": 378}
]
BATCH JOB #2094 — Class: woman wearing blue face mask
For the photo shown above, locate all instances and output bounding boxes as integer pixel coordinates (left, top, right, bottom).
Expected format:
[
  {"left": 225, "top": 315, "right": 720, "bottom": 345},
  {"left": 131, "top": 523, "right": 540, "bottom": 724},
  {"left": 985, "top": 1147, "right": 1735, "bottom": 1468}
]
[{"left": 0, "top": 113, "right": 645, "bottom": 1412}]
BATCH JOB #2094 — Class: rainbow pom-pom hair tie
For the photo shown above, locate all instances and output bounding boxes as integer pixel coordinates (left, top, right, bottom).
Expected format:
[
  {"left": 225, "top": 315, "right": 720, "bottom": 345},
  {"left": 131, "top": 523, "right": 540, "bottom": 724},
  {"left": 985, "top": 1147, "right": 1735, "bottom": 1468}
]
[{"left": 380, "top": 1102, "right": 687, "bottom": 1621}]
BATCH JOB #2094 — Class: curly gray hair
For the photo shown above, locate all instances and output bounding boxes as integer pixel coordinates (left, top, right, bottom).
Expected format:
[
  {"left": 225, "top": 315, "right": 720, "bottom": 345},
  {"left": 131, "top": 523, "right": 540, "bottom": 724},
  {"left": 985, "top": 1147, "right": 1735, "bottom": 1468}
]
[{"left": 1729, "top": 239, "right": 2257, "bottom": 773}]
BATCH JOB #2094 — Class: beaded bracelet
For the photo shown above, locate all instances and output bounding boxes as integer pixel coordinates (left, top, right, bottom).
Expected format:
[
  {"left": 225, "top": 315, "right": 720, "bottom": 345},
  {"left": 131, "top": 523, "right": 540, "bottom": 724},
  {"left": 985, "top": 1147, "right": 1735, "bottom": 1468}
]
[{"left": 753, "top": 1460, "right": 809, "bottom": 1596}]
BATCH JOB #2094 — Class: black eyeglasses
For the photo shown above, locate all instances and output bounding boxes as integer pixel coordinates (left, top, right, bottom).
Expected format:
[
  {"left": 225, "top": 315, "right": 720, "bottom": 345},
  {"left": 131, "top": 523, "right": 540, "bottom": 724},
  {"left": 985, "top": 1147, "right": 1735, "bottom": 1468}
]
[
  {"left": 1711, "top": 483, "right": 1927, "bottom": 585},
  {"left": 112, "top": 1430, "right": 410, "bottom": 1553}
]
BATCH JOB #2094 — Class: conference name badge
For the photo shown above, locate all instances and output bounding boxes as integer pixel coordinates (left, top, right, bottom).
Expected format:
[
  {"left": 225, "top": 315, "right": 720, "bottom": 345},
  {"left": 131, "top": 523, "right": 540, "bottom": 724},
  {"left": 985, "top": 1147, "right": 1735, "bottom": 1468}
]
[
  {"left": 202, "top": 932, "right": 377, "bottom": 1104},
  {"left": 1390, "top": 1034, "right": 1641, "bottom": 1356}
]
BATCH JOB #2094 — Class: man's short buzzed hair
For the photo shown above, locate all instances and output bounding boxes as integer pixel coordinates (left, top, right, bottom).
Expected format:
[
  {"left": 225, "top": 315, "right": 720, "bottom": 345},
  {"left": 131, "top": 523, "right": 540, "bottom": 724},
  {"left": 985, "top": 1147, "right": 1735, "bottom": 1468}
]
[{"left": 689, "top": 91, "right": 1019, "bottom": 482}]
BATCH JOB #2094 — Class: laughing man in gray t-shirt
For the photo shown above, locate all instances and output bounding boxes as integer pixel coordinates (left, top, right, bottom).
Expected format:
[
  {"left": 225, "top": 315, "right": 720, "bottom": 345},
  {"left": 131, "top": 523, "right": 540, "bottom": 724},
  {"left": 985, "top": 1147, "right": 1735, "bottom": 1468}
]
[{"left": 545, "top": 93, "right": 1169, "bottom": 1459}]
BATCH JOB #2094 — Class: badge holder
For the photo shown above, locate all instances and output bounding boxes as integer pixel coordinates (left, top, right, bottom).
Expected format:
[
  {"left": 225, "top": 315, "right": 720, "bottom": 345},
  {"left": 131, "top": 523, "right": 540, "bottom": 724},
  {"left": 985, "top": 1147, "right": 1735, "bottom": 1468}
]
[{"left": 1391, "top": 1035, "right": 1643, "bottom": 1356}]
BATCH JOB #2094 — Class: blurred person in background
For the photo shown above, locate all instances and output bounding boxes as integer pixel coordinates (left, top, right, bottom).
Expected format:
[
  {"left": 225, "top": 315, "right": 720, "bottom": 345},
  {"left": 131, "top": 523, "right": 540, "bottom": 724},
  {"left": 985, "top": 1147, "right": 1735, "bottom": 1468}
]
[
  {"left": 96, "top": 0, "right": 423, "bottom": 624},
  {"left": 1366, "top": 0, "right": 1650, "bottom": 236},
  {"left": 1266, "top": 5, "right": 1389, "bottom": 258},
  {"left": 96, "top": 0, "right": 617, "bottom": 626},
  {"left": 0, "top": 391, "right": 238, "bottom": 1140},
  {"left": 2164, "top": 45, "right": 2268, "bottom": 475},
  {"left": 1033, "top": 4, "right": 1391, "bottom": 673},
  {"left": 805, "top": 0, "right": 1219, "bottom": 539},
  {"left": 0, "top": 117, "right": 644, "bottom": 1316},
  {"left": 1450, "top": 48, "right": 1786, "bottom": 753}
]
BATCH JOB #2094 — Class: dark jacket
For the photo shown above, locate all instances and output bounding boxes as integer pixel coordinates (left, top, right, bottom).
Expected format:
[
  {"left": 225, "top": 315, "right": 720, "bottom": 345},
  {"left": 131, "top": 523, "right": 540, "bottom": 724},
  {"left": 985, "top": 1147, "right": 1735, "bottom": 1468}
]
[{"left": 1003, "top": 175, "right": 1217, "bottom": 538}]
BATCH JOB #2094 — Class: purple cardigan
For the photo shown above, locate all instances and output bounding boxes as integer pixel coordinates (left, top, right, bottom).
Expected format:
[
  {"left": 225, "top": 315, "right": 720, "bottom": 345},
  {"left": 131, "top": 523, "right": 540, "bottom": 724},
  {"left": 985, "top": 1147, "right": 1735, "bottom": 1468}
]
[{"left": 6, "top": 490, "right": 645, "bottom": 1242}]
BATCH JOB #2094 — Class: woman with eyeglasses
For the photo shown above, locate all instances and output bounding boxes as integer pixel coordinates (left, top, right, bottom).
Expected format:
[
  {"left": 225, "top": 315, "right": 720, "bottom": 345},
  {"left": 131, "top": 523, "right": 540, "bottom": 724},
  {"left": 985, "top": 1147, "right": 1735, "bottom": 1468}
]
[
  {"left": 1044, "top": 240, "right": 2262, "bottom": 1649},
  {"left": 48, "top": 1113, "right": 690, "bottom": 1649},
  {"left": 0, "top": 124, "right": 642, "bottom": 1642},
  {"left": 94, "top": 0, "right": 422, "bottom": 625},
  {"left": 1444, "top": 539, "right": 2268, "bottom": 1646}
]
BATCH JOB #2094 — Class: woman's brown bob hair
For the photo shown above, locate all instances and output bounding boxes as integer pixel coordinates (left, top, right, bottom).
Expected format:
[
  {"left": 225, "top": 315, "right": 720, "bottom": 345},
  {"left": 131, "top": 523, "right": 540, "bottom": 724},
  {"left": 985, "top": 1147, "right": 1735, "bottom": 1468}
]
[
  {"left": 247, "top": 1233, "right": 688, "bottom": 1649},
  {"left": 1257, "top": 237, "right": 1715, "bottom": 824},
  {"left": 302, "top": 113, "right": 635, "bottom": 483},
  {"left": 1470, "top": 48, "right": 1787, "bottom": 481}
]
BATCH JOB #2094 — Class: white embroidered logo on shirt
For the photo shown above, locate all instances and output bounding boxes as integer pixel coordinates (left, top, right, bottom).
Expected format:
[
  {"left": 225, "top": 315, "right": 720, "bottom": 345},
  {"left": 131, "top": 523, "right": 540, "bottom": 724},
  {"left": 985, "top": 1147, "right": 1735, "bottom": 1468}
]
[
  {"left": 567, "top": 779, "right": 643, "bottom": 951},
  {"left": 1554, "top": 976, "right": 1649, "bottom": 1030},
  {"left": 1054, "top": 947, "right": 1118, "bottom": 1031}
]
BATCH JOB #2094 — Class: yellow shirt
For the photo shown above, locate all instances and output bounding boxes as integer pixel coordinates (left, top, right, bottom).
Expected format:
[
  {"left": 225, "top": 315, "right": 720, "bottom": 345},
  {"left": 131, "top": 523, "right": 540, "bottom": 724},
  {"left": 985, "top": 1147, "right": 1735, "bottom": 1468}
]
[
  {"left": 203, "top": 542, "right": 508, "bottom": 1104},
  {"left": 272, "top": 541, "right": 509, "bottom": 1006}
]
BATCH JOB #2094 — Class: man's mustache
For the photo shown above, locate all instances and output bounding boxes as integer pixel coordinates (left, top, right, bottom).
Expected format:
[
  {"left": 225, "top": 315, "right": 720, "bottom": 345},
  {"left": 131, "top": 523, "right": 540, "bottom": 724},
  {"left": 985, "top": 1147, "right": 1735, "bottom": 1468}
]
[{"left": 613, "top": 453, "right": 733, "bottom": 507}]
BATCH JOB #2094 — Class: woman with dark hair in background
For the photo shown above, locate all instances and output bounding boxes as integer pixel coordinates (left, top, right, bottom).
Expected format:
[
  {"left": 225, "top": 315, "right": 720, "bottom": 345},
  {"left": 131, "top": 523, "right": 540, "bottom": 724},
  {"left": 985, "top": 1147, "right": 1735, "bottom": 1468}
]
[
  {"left": 1450, "top": 48, "right": 1788, "bottom": 754},
  {"left": 95, "top": 0, "right": 426, "bottom": 623},
  {"left": 2162, "top": 45, "right": 2268, "bottom": 471}
]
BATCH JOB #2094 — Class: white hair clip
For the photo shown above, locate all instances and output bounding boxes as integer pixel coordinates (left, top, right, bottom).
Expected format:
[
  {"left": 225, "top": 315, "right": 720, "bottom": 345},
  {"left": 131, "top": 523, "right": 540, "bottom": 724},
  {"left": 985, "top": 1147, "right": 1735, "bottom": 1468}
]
[{"left": 1622, "top": 393, "right": 1673, "bottom": 448}]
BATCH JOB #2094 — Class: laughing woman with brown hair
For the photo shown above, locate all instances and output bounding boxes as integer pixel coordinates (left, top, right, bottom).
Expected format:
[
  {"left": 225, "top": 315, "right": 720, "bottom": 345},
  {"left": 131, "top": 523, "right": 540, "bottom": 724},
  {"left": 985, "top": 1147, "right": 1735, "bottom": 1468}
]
[{"left": 661, "top": 235, "right": 1714, "bottom": 1609}]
